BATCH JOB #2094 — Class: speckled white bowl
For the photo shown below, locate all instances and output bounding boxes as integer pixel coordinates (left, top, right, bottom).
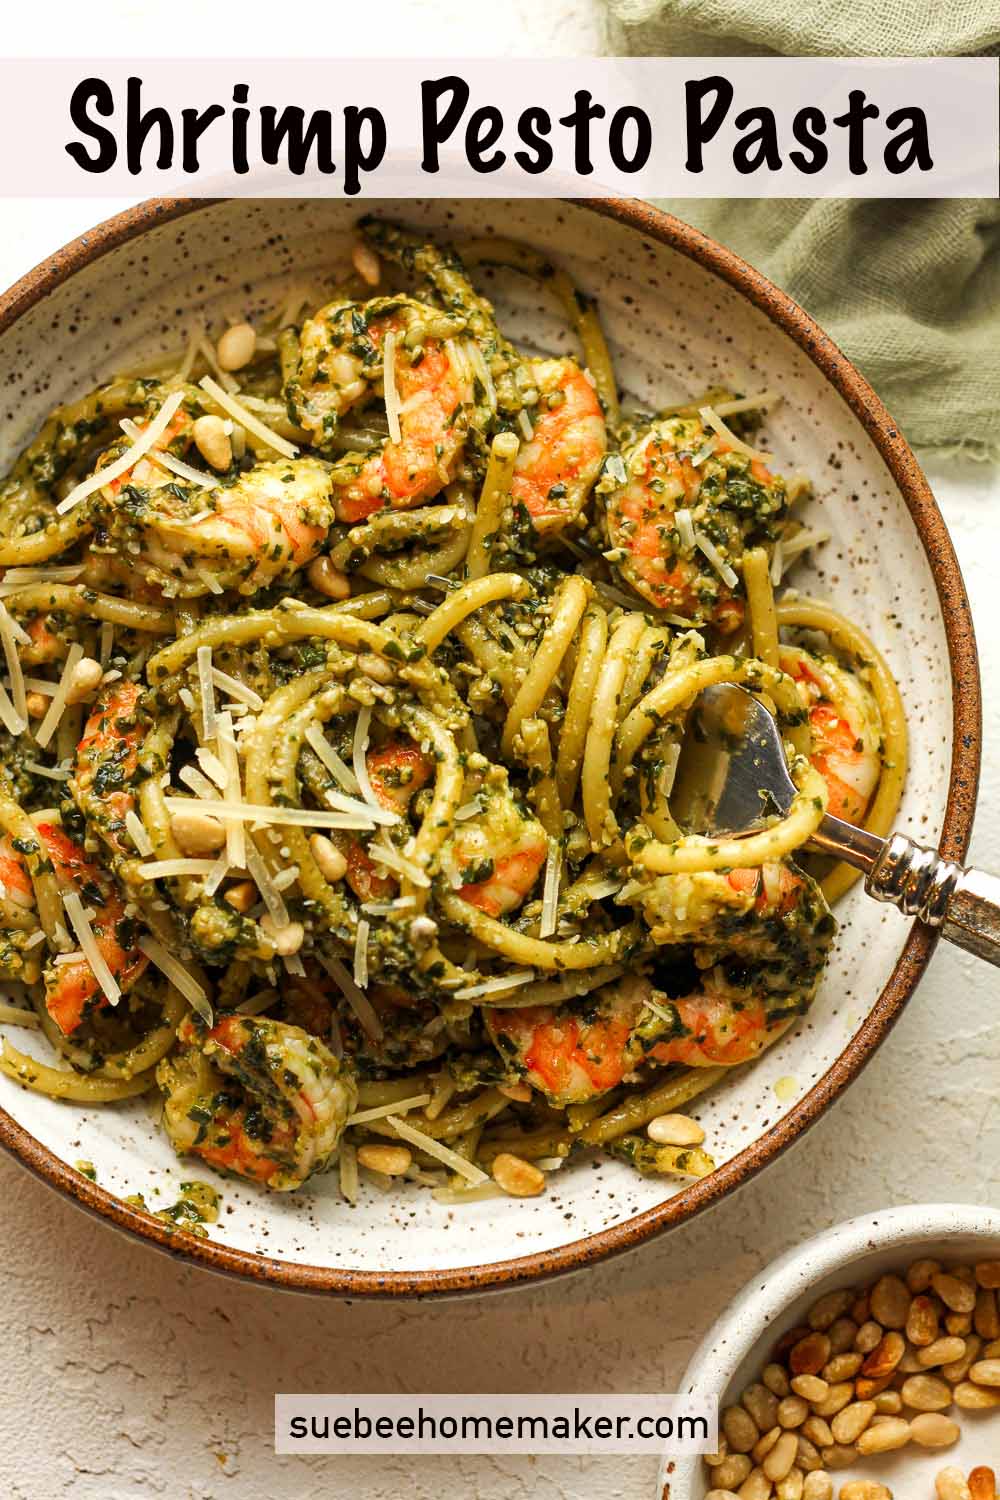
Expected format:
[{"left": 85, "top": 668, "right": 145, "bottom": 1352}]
[
  {"left": 0, "top": 199, "right": 981, "bottom": 1295},
  {"left": 663, "top": 1203, "right": 1000, "bottom": 1499}
]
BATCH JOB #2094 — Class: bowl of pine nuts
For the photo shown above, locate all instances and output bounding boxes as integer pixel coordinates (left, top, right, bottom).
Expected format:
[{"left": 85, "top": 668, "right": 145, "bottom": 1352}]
[{"left": 661, "top": 1204, "right": 1000, "bottom": 1500}]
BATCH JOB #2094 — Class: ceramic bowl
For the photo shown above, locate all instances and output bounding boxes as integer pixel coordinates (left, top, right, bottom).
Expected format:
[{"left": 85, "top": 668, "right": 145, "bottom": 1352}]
[
  {"left": 663, "top": 1202, "right": 1000, "bottom": 1498},
  {"left": 0, "top": 198, "right": 981, "bottom": 1295}
]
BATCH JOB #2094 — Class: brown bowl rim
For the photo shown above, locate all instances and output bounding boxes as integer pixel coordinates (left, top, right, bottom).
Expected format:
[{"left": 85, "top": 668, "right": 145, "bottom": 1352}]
[{"left": 0, "top": 195, "right": 982, "bottom": 1298}]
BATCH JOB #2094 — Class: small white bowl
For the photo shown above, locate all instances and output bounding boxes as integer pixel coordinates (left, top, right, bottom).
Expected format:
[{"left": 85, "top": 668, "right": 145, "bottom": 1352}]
[{"left": 662, "top": 1203, "right": 1000, "bottom": 1499}]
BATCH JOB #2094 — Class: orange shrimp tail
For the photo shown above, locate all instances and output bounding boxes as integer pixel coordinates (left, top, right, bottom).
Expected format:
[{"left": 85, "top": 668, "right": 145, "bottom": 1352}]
[{"left": 649, "top": 995, "right": 770, "bottom": 1067}]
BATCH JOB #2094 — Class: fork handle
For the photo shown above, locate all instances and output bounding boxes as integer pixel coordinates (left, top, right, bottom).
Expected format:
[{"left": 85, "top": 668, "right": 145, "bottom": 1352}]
[{"left": 813, "top": 817, "right": 1000, "bottom": 968}]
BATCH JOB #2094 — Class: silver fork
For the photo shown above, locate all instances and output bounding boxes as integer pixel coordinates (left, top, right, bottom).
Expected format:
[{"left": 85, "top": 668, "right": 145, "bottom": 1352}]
[{"left": 670, "top": 683, "right": 1000, "bottom": 967}]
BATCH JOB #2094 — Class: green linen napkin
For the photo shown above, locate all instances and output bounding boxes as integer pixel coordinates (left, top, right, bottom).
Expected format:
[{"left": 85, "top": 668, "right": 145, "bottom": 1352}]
[{"left": 601, "top": 1, "right": 1000, "bottom": 458}]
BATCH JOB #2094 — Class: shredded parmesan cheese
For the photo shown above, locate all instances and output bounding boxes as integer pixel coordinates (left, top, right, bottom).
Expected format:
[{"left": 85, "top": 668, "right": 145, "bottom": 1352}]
[
  {"left": 699, "top": 404, "right": 773, "bottom": 465},
  {"left": 351, "top": 706, "right": 382, "bottom": 816},
  {"left": 125, "top": 810, "right": 153, "bottom": 856},
  {"left": 674, "top": 508, "right": 696, "bottom": 552},
  {"left": 368, "top": 839, "right": 430, "bottom": 889},
  {"left": 339, "top": 1141, "right": 359, "bottom": 1205},
  {"left": 517, "top": 409, "right": 534, "bottom": 442},
  {"left": 318, "top": 952, "right": 384, "bottom": 1040},
  {"left": 539, "top": 840, "right": 561, "bottom": 940},
  {"left": 465, "top": 341, "right": 497, "bottom": 411},
  {"left": 120, "top": 417, "right": 216, "bottom": 489},
  {"left": 57, "top": 390, "right": 185, "bottom": 514},
  {"left": 194, "top": 748, "right": 228, "bottom": 790},
  {"left": 360, "top": 897, "right": 416, "bottom": 916},
  {"left": 215, "top": 711, "right": 245, "bottom": 869},
  {"left": 347, "top": 1094, "right": 431, "bottom": 1127},
  {"left": 34, "top": 643, "right": 84, "bottom": 748},
  {"left": 179, "top": 765, "right": 222, "bottom": 801},
  {"left": 453, "top": 799, "right": 483, "bottom": 822},
  {"left": 198, "top": 376, "right": 298, "bottom": 458},
  {"left": 138, "top": 858, "right": 222, "bottom": 879},
  {"left": 690, "top": 436, "right": 718, "bottom": 467},
  {"left": 137, "top": 935, "right": 212, "bottom": 1024},
  {"left": 712, "top": 391, "right": 781, "bottom": 418},
  {"left": 204, "top": 851, "right": 230, "bottom": 897},
  {"left": 244, "top": 843, "right": 290, "bottom": 928},
  {"left": 303, "top": 722, "right": 360, "bottom": 794},
  {"left": 62, "top": 891, "right": 122, "bottom": 1005},
  {"left": 694, "top": 531, "right": 740, "bottom": 590},
  {"left": 209, "top": 667, "right": 263, "bottom": 711},
  {"left": 381, "top": 330, "right": 402, "bottom": 444},
  {"left": 353, "top": 919, "right": 370, "bottom": 989},
  {"left": 164, "top": 797, "right": 374, "bottom": 832},
  {"left": 770, "top": 541, "right": 784, "bottom": 586},
  {"left": 196, "top": 646, "right": 217, "bottom": 744},
  {"left": 386, "top": 1114, "right": 489, "bottom": 1186},
  {"left": 0, "top": 564, "right": 83, "bottom": 590},
  {"left": 452, "top": 970, "right": 536, "bottom": 1000},
  {"left": 24, "top": 760, "right": 71, "bottom": 782}
]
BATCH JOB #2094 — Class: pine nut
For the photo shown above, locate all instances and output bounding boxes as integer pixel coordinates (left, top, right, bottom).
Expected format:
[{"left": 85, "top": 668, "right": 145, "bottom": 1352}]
[
  {"left": 855, "top": 1322, "right": 883, "bottom": 1354},
  {"left": 65, "top": 655, "right": 104, "bottom": 704},
  {"left": 933, "top": 1273, "right": 977, "bottom": 1315},
  {"left": 25, "top": 691, "right": 47, "bottom": 718},
  {"left": 777, "top": 1396, "right": 809, "bottom": 1428},
  {"left": 975, "top": 1288, "right": 1000, "bottom": 1340},
  {"left": 706, "top": 1491, "right": 741, "bottom": 1500},
  {"left": 900, "top": 1373, "right": 952, "bottom": 1411},
  {"left": 491, "top": 1152, "right": 545, "bottom": 1198},
  {"left": 309, "top": 834, "right": 347, "bottom": 883},
  {"left": 910, "top": 1412, "right": 961, "bottom": 1447},
  {"left": 802, "top": 1475, "right": 833, "bottom": 1500},
  {"left": 713, "top": 1455, "right": 753, "bottom": 1490},
  {"left": 646, "top": 1112, "right": 705, "bottom": 1146},
  {"left": 827, "top": 1320, "right": 859, "bottom": 1356},
  {"left": 823, "top": 1354, "right": 862, "bottom": 1382},
  {"left": 851, "top": 1295, "right": 871, "bottom": 1325},
  {"left": 856, "top": 1416, "right": 910, "bottom": 1454},
  {"left": 357, "top": 652, "right": 394, "bottom": 685},
  {"left": 945, "top": 1311, "right": 973, "bottom": 1336},
  {"left": 224, "top": 880, "right": 256, "bottom": 913},
  {"left": 935, "top": 1469, "right": 971, "bottom": 1500},
  {"left": 216, "top": 322, "right": 257, "bottom": 371},
  {"left": 762, "top": 1431, "right": 798, "bottom": 1482},
  {"left": 840, "top": 1484, "right": 892, "bottom": 1500},
  {"left": 790, "top": 1375, "right": 828, "bottom": 1403},
  {"left": 742, "top": 1384, "right": 780, "bottom": 1432},
  {"left": 860, "top": 1331, "right": 904, "bottom": 1379},
  {"left": 706, "top": 1440, "right": 730, "bottom": 1464},
  {"left": 870, "top": 1274, "right": 910, "bottom": 1329},
  {"left": 352, "top": 243, "right": 381, "bottom": 287},
  {"left": 820, "top": 1444, "right": 856, "bottom": 1470},
  {"left": 357, "top": 1144, "right": 411, "bottom": 1176},
  {"left": 873, "top": 1391, "right": 902, "bottom": 1415},
  {"left": 192, "top": 413, "right": 232, "bottom": 470},
  {"left": 170, "top": 807, "right": 227, "bottom": 856},
  {"left": 954, "top": 1379, "right": 1000, "bottom": 1409},
  {"left": 763, "top": 1363, "right": 792, "bottom": 1397},
  {"left": 752, "top": 1426, "right": 780, "bottom": 1463},
  {"left": 796, "top": 1435, "right": 823, "bottom": 1471},
  {"left": 907, "top": 1294, "right": 941, "bottom": 1346},
  {"left": 260, "top": 915, "right": 305, "bottom": 956},
  {"left": 307, "top": 556, "right": 352, "bottom": 599},
  {"left": 897, "top": 1345, "right": 924, "bottom": 1373},
  {"left": 975, "top": 1261, "right": 1000, "bottom": 1289},
  {"left": 737, "top": 1467, "right": 771, "bottom": 1500},
  {"left": 776, "top": 1470, "right": 804, "bottom": 1500},
  {"left": 802, "top": 1417, "right": 834, "bottom": 1448},
  {"left": 908, "top": 1258, "right": 942, "bottom": 1293},
  {"left": 808, "top": 1291, "right": 854, "bottom": 1331},
  {"left": 812, "top": 1382, "right": 854, "bottom": 1418},
  {"left": 941, "top": 1332, "right": 981, "bottom": 1382},
  {"left": 830, "top": 1401, "right": 875, "bottom": 1445},
  {"left": 918, "top": 1337, "right": 966, "bottom": 1368},
  {"left": 791, "top": 1333, "right": 831, "bottom": 1376},
  {"left": 968, "top": 1356, "right": 1000, "bottom": 1386},
  {"left": 968, "top": 1468, "right": 997, "bottom": 1500}
]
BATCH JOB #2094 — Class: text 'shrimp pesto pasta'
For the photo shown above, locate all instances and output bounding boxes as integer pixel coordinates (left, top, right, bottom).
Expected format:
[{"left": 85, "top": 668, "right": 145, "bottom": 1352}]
[{"left": 0, "top": 220, "right": 907, "bottom": 1205}]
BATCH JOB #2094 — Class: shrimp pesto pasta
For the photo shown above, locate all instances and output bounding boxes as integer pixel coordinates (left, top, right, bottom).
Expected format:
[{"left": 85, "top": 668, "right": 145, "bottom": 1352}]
[{"left": 0, "top": 219, "right": 907, "bottom": 1203}]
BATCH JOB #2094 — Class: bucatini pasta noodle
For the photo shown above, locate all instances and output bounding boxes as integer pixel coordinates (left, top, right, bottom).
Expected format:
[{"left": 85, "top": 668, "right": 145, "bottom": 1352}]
[{"left": 0, "top": 219, "right": 907, "bottom": 1201}]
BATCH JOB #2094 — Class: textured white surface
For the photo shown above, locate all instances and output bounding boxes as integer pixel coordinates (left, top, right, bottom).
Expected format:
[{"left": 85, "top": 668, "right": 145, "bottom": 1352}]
[{"left": 2, "top": 4, "right": 999, "bottom": 1497}]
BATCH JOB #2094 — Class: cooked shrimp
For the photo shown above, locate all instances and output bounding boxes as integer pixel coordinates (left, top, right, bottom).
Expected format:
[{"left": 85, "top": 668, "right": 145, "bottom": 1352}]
[
  {"left": 488, "top": 861, "right": 833, "bottom": 1103},
  {"left": 99, "top": 454, "right": 335, "bottom": 597},
  {"left": 510, "top": 357, "right": 606, "bottom": 533},
  {"left": 440, "top": 770, "right": 547, "bottom": 917},
  {"left": 71, "top": 680, "right": 145, "bottom": 859},
  {"left": 605, "top": 413, "right": 787, "bottom": 628},
  {"left": 0, "top": 836, "right": 41, "bottom": 983},
  {"left": 343, "top": 739, "right": 434, "bottom": 905},
  {"left": 157, "top": 1014, "right": 357, "bottom": 1190},
  {"left": 781, "top": 646, "right": 881, "bottom": 822},
  {"left": 37, "top": 822, "right": 147, "bottom": 1035},
  {"left": 288, "top": 296, "right": 473, "bottom": 523}
]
